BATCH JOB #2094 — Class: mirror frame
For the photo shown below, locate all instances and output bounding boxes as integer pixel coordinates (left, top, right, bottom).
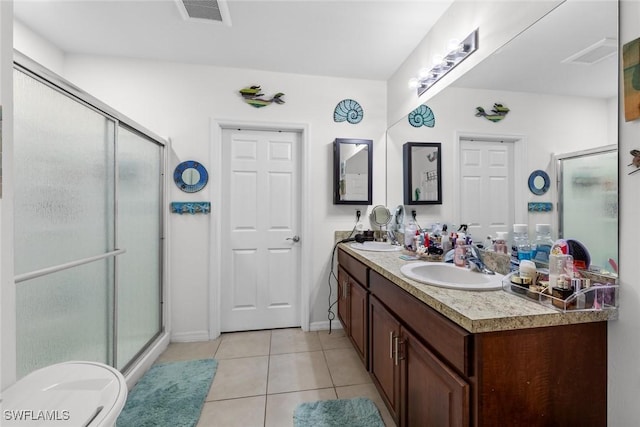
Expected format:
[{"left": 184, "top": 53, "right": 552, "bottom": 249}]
[
  {"left": 333, "top": 138, "right": 373, "bottom": 205},
  {"left": 403, "top": 142, "right": 442, "bottom": 205}
]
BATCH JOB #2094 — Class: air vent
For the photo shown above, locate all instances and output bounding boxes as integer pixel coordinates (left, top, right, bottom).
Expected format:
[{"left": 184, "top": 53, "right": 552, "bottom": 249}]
[
  {"left": 562, "top": 38, "right": 617, "bottom": 65},
  {"left": 175, "top": 0, "right": 231, "bottom": 25}
]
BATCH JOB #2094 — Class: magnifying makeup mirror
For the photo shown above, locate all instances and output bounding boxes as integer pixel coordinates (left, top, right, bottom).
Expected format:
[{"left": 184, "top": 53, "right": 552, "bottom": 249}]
[{"left": 370, "top": 205, "right": 392, "bottom": 241}]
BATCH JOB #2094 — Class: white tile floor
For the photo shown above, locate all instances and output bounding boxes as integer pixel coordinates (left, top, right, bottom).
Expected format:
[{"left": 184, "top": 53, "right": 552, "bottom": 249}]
[{"left": 155, "top": 328, "right": 396, "bottom": 427}]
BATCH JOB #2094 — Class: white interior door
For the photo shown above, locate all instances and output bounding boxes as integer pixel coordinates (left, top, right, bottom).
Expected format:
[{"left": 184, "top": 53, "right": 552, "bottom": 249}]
[
  {"left": 459, "top": 139, "right": 514, "bottom": 244},
  {"left": 221, "top": 129, "right": 301, "bottom": 332}
]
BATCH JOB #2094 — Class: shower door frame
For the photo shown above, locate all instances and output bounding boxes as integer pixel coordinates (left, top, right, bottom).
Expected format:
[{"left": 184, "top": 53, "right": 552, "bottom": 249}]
[
  {"left": 554, "top": 144, "right": 618, "bottom": 268},
  {"left": 12, "top": 51, "right": 168, "bottom": 375}
]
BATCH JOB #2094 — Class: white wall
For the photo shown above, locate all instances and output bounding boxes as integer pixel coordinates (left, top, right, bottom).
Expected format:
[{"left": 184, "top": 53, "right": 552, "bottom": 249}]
[
  {"left": 609, "top": 1, "right": 640, "bottom": 424},
  {"left": 387, "top": 86, "right": 613, "bottom": 238},
  {"left": 55, "top": 55, "right": 387, "bottom": 338},
  {"left": 13, "top": 19, "right": 64, "bottom": 75},
  {"left": 387, "top": 0, "right": 562, "bottom": 125}
]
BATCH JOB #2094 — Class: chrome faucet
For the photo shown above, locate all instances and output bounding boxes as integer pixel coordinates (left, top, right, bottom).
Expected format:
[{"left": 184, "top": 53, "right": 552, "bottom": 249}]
[{"left": 466, "top": 246, "right": 495, "bottom": 275}]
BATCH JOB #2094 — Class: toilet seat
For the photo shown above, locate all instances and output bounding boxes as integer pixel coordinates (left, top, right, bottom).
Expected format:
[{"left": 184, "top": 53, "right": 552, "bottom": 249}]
[{"left": 1, "top": 361, "right": 127, "bottom": 427}]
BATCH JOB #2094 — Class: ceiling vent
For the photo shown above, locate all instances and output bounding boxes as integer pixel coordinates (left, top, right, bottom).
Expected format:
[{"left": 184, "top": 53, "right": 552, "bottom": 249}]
[
  {"left": 562, "top": 38, "right": 617, "bottom": 65},
  {"left": 175, "top": 0, "right": 231, "bottom": 26}
]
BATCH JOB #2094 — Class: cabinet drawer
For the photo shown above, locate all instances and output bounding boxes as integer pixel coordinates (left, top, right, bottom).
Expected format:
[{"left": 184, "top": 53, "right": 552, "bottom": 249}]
[
  {"left": 370, "top": 270, "right": 472, "bottom": 376},
  {"left": 338, "top": 249, "right": 368, "bottom": 287}
]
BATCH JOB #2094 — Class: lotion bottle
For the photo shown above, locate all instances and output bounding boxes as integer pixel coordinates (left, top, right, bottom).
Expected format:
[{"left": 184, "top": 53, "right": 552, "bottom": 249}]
[{"left": 454, "top": 237, "right": 466, "bottom": 267}]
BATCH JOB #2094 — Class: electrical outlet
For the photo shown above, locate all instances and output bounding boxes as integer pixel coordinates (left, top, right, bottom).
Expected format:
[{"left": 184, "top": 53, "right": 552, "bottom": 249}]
[
  {"left": 412, "top": 210, "right": 417, "bottom": 220},
  {"left": 356, "top": 209, "right": 361, "bottom": 221}
]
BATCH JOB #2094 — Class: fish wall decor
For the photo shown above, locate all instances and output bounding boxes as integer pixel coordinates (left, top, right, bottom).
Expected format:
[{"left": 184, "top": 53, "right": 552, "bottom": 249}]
[
  {"left": 334, "top": 99, "right": 364, "bottom": 124},
  {"left": 408, "top": 104, "right": 435, "bottom": 128},
  {"left": 628, "top": 149, "right": 640, "bottom": 175},
  {"left": 239, "top": 85, "right": 285, "bottom": 108},
  {"left": 475, "top": 103, "right": 510, "bottom": 122}
]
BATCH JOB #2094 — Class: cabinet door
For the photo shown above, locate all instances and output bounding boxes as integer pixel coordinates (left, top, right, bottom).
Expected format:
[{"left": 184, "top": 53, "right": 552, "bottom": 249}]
[
  {"left": 400, "top": 327, "right": 469, "bottom": 427},
  {"left": 337, "top": 266, "right": 350, "bottom": 332},
  {"left": 370, "top": 295, "right": 401, "bottom": 424},
  {"left": 349, "top": 278, "right": 367, "bottom": 363}
]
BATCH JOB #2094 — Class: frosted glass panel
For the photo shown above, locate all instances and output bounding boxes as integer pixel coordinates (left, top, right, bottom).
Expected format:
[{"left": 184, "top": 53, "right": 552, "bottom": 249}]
[
  {"left": 560, "top": 150, "right": 618, "bottom": 271},
  {"left": 16, "top": 259, "right": 113, "bottom": 378},
  {"left": 116, "top": 126, "right": 162, "bottom": 369},
  {"left": 13, "top": 70, "right": 115, "bottom": 275}
]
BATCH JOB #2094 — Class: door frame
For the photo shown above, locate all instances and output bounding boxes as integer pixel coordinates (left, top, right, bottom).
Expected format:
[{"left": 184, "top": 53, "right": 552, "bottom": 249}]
[
  {"left": 209, "top": 119, "right": 311, "bottom": 339},
  {"left": 454, "top": 131, "right": 528, "bottom": 229}
]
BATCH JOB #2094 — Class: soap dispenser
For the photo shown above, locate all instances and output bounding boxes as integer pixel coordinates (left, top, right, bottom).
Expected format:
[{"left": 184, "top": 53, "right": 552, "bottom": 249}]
[{"left": 454, "top": 236, "right": 467, "bottom": 267}]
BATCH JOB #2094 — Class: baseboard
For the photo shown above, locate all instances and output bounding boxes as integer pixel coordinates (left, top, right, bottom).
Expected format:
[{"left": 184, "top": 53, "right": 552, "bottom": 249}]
[
  {"left": 124, "top": 332, "right": 170, "bottom": 389},
  {"left": 170, "top": 330, "right": 211, "bottom": 342},
  {"left": 309, "top": 320, "right": 343, "bottom": 332}
]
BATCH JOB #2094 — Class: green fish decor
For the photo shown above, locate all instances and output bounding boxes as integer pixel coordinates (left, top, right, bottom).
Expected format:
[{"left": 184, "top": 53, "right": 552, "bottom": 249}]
[
  {"left": 239, "top": 85, "right": 285, "bottom": 108},
  {"left": 475, "top": 103, "right": 510, "bottom": 122}
]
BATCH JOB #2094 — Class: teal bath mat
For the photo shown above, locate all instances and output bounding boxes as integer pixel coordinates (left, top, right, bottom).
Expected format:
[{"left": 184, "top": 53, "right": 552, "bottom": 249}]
[
  {"left": 117, "top": 358, "right": 217, "bottom": 427},
  {"left": 293, "top": 397, "right": 385, "bottom": 427}
]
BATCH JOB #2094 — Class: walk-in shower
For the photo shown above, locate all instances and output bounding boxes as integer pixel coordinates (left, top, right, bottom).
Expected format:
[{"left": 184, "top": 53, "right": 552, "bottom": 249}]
[{"left": 12, "top": 53, "right": 166, "bottom": 378}]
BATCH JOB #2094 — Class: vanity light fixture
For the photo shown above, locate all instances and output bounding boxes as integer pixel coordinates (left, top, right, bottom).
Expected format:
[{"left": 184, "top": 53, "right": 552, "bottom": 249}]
[{"left": 408, "top": 29, "right": 479, "bottom": 97}]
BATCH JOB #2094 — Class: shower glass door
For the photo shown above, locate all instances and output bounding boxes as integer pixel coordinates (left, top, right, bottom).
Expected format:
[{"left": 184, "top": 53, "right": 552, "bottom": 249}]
[
  {"left": 13, "top": 63, "right": 164, "bottom": 378},
  {"left": 13, "top": 69, "right": 116, "bottom": 377},
  {"left": 557, "top": 146, "right": 618, "bottom": 272},
  {"left": 116, "top": 125, "right": 163, "bottom": 370}
]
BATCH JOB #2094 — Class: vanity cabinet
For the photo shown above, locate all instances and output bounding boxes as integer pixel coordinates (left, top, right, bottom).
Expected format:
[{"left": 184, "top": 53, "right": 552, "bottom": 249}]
[
  {"left": 338, "top": 248, "right": 607, "bottom": 427},
  {"left": 369, "top": 295, "right": 401, "bottom": 423},
  {"left": 370, "top": 275, "right": 470, "bottom": 427},
  {"left": 337, "top": 250, "right": 369, "bottom": 365}
]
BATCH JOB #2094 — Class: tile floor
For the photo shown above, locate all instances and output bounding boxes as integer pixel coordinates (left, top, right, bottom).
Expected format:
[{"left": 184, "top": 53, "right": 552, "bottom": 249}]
[{"left": 155, "top": 328, "right": 396, "bottom": 427}]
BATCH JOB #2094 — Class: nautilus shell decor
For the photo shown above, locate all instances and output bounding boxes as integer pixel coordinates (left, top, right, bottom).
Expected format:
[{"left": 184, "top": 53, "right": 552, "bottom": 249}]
[
  {"left": 334, "top": 99, "right": 364, "bottom": 124},
  {"left": 408, "top": 105, "right": 435, "bottom": 128}
]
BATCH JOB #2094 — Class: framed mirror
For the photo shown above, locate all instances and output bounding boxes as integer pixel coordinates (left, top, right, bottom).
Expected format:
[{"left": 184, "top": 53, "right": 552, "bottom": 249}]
[
  {"left": 333, "top": 138, "right": 372, "bottom": 205},
  {"left": 403, "top": 142, "right": 442, "bottom": 205}
]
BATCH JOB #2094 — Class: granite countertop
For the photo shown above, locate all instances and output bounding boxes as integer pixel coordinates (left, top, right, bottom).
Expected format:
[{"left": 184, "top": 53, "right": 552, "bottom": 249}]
[{"left": 338, "top": 242, "right": 615, "bottom": 334}]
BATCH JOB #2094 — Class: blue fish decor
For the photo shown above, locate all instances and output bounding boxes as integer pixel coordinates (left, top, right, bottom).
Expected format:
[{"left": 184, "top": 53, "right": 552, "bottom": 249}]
[
  {"left": 408, "top": 105, "right": 435, "bottom": 128},
  {"left": 334, "top": 99, "right": 364, "bottom": 124},
  {"left": 475, "top": 103, "right": 510, "bottom": 122},
  {"left": 239, "top": 85, "right": 285, "bottom": 108}
]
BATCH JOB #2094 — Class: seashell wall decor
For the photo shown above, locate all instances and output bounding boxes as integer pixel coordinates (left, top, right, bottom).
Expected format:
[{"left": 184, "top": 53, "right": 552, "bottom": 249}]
[
  {"left": 408, "top": 104, "right": 435, "bottom": 128},
  {"left": 334, "top": 99, "right": 364, "bottom": 124}
]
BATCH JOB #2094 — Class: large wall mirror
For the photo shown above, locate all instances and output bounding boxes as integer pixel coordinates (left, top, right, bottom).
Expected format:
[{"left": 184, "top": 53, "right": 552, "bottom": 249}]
[
  {"left": 386, "top": 1, "right": 618, "bottom": 271},
  {"left": 403, "top": 142, "right": 442, "bottom": 205},
  {"left": 333, "top": 138, "right": 372, "bottom": 205}
]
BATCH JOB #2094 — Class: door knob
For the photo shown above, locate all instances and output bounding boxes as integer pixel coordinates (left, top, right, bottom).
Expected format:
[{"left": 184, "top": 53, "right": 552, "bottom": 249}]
[{"left": 286, "top": 235, "right": 300, "bottom": 242}]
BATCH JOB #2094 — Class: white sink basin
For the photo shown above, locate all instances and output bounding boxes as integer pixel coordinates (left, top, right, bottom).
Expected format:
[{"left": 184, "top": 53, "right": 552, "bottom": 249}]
[
  {"left": 350, "top": 241, "right": 403, "bottom": 252},
  {"left": 400, "top": 262, "right": 504, "bottom": 290}
]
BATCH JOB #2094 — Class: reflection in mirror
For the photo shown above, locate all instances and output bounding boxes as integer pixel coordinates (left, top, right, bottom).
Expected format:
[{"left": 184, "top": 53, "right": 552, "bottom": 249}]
[
  {"left": 386, "top": 1, "right": 618, "bottom": 271},
  {"left": 333, "top": 138, "right": 372, "bottom": 205},
  {"left": 403, "top": 142, "right": 442, "bottom": 205}
]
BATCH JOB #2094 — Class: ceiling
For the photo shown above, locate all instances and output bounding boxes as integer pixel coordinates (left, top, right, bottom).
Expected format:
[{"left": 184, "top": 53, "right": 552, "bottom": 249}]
[
  {"left": 13, "top": 0, "right": 455, "bottom": 81},
  {"left": 452, "top": 1, "right": 618, "bottom": 99}
]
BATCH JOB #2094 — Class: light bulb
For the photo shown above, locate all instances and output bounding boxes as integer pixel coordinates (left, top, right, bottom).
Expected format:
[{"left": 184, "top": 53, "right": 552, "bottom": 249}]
[{"left": 408, "top": 78, "right": 419, "bottom": 89}]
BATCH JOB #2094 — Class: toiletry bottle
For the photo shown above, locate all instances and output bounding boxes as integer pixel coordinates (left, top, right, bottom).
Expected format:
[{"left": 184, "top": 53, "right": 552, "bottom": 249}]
[
  {"left": 404, "top": 220, "right": 417, "bottom": 250},
  {"left": 513, "top": 224, "right": 532, "bottom": 261},
  {"left": 532, "top": 224, "right": 554, "bottom": 262},
  {"left": 519, "top": 260, "right": 537, "bottom": 284},
  {"left": 494, "top": 231, "right": 508, "bottom": 254},
  {"left": 454, "top": 237, "right": 466, "bottom": 267}
]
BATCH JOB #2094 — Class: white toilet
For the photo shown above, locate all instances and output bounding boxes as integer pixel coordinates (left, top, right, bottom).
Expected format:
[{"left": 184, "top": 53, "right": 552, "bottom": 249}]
[{"left": 1, "top": 361, "right": 128, "bottom": 427}]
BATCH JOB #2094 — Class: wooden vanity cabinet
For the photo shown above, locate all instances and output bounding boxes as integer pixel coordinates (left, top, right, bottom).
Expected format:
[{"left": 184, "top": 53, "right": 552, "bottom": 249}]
[
  {"left": 357, "top": 257, "right": 607, "bottom": 427},
  {"left": 337, "top": 250, "right": 369, "bottom": 365},
  {"left": 369, "top": 295, "right": 401, "bottom": 424},
  {"left": 370, "top": 288, "right": 469, "bottom": 427}
]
